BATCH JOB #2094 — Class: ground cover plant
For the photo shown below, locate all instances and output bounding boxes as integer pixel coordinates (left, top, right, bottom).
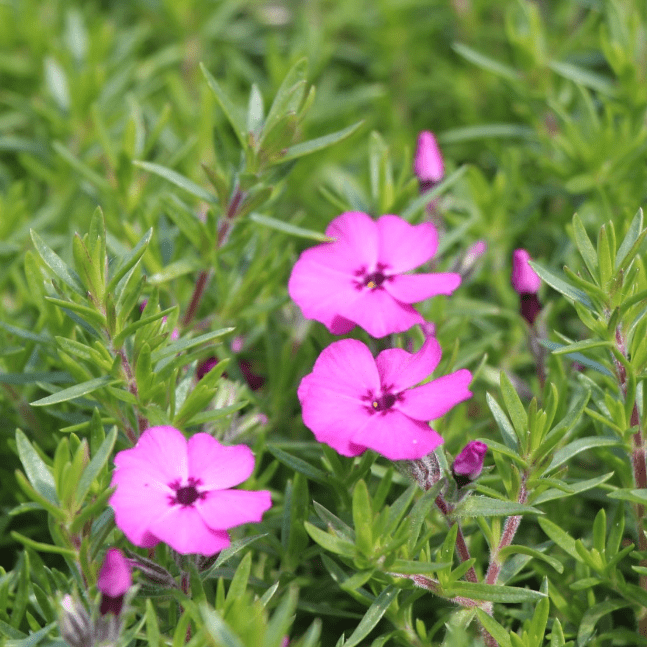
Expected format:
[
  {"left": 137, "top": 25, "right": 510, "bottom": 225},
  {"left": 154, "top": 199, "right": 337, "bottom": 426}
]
[{"left": 3, "top": 0, "right": 647, "bottom": 645}]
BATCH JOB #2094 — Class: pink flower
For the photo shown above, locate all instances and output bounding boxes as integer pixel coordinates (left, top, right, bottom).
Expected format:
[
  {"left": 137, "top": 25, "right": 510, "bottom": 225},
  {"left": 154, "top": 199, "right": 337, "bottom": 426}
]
[
  {"left": 297, "top": 337, "right": 472, "bottom": 460},
  {"left": 511, "top": 249, "right": 541, "bottom": 294},
  {"left": 414, "top": 131, "right": 444, "bottom": 184},
  {"left": 452, "top": 440, "right": 487, "bottom": 487},
  {"left": 288, "top": 212, "right": 461, "bottom": 338},
  {"left": 109, "top": 426, "right": 272, "bottom": 556},
  {"left": 97, "top": 548, "right": 131, "bottom": 615}
]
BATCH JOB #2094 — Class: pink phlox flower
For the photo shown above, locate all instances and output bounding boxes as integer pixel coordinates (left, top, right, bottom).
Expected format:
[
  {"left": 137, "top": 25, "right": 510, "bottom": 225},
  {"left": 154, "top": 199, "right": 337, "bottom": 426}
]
[
  {"left": 109, "top": 426, "right": 272, "bottom": 556},
  {"left": 452, "top": 440, "right": 487, "bottom": 487},
  {"left": 414, "top": 131, "right": 444, "bottom": 184},
  {"left": 97, "top": 548, "right": 131, "bottom": 615},
  {"left": 511, "top": 249, "right": 541, "bottom": 294},
  {"left": 298, "top": 337, "right": 472, "bottom": 460},
  {"left": 288, "top": 212, "right": 461, "bottom": 338}
]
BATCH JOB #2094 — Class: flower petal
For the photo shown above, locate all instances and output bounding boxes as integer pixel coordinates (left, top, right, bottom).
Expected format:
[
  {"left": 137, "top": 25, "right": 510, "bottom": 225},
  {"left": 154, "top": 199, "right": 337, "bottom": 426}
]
[
  {"left": 197, "top": 489, "right": 272, "bottom": 530},
  {"left": 376, "top": 336, "right": 442, "bottom": 391},
  {"left": 397, "top": 369, "right": 473, "bottom": 420},
  {"left": 288, "top": 253, "right": 362, "bottom": 330},
  {"left": 350, "top": 410, "right": 443, "bottom": 460},
  {"left": 114, "top": 426, "right": 188, "bottom": 484},
  {"left": 377, "top": 215, "right": 438, "bottom": 273},
  {"left": 338, "top": 288, "right": 424, "bottom": 338},
  {"left": 146, "top": 505, "right": 231, "bottom": 555},
  {"left": 383, "top": 272, "right": 461, "bottom": 304},
  {"left": 324, "top": 211, "right": 379, "bottom": 271},
  {"left": 187, "top": 434, "right": 255, "bottom": 490}
]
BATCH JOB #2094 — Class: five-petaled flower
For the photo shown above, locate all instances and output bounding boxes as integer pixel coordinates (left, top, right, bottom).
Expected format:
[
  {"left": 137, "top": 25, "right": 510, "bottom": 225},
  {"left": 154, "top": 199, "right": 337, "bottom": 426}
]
[
  {"left": 297, "top": 337, "right": 472, "bottom": 460},
  {"left": 109, "top": 426, "right": 272, "bottom": 556},
  {"left": 288, "top": 211, "right": 461, "bottom": 338}
]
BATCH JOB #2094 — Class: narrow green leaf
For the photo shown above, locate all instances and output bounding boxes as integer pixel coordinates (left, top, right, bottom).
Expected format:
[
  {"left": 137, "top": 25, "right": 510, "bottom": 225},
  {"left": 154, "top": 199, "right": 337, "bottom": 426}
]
[
  {"left": 145, "top": 599, "right": 160, "bottom": 647},
  {"left": 76, "top": 426, "right": 117, "bottom": 504},
  {"left": 263, "top": 58, "right": 308, "bottom": 138},
  {"left": 538, "top": 518, "right": 581, "bottom": 561},
  {"left": 500, "top": 371, "right": 528, "bottom": 442},
  {"left": 352, "top": 480, "right": 373, "bottom": 556},
  {"left": 616, "top": 208, "right": 645, "bottom": 270},
  {"left": 577, "top": 600, "right": 629, "bottom": 646},
  {"left": 452, "top": 43, "right": 521, "bottom": 81},
  {"left": 539, "top": 340, "right": 614, "bottom": 376},
  {"left": 389, "top": 559, "right": 451, "bottom": 574},
  {"left": 30, "top": 376, "right": 114, "bottom": 406},
  {"left": 200, "top": 63, "right": 247, "bottom": 147},
  {"left": 10, "top": 531, "right": 77, "bottom": 558},
  {"left": 152, "top": 328, "right": 234, "bottom": 361},
  {"left": 547, "top": 437, "right": 623, "bottom": 472},
  {"left": 400, "top": 165, "right": 467, "bottom": 221},
  {"left": 528, "top": 261, "right": 594, "bottom": 309},
  {"left": 572, "top": 214, "right": 598, "bottom": 277},
  {"left": 267, "top": 446, "right": 329, "bottom": 485},
  {"left": 15, "top": 430, "right": 58, "bottom": 505},
  {"left": 44, "top": 296, "right": 107, "bottom": 329},
  {"left": 548, "top": 60, "right": 616, "bottom": 96},
  {"left": 440, "top": 123, "right": 534, "bottom": 143},
  {"left": 304, "top": 522, "right": 355, "bottom": 557},
  {"left": 597, "top": 224, "right": 613, "bottom": 288},
  {"left": 281, "top": 120, "right": 364, "bottom": 162},
  {"left": 107, "top": 227, "right": 153, "bottom": 294},
  {"left": 532, "top": 472, "right": 614, "bottom": 504},
  {"left": 452, "top": 496, "right": 542, "bottom": 519},
  {"left": 0, "top": 371, "right": 70, "bottom": 385},
  {"left": 200, "top": 604, "right": 245, "bottom": 647},
  {"left": 53, "top": 141, "right": 111, "bottom": 191},
  {"left": 247, "top": 83, "right": 264, "bottom": 136},
  {"left": 449, "top": 581, "right": 545, "bottom": 603},
  {"left": 607, "top": 488, "right": 647, "bottom": 505},
  {"left": 343, "top": 586, "right": 398, "bottom": 647},
  {"left": 498, "top": 545, "right": 563, "bottom": 573},
  {"left": 551, "top": 339, "right": 613, "bottom": 355},
  {"left": 486, "top": 393, "right": 519, "bottom": 451},
  {"left": 134, "top": 161, "right": 215, "bottom": 203},
  {"left": 30, "top": 229, "right": 85, "bottom": 296},
  {"left": 475, "top": 610, "right": 512, "bottom": 647},
  {"left": 249, "top": 213, "right": 332, "bottom": 242}
]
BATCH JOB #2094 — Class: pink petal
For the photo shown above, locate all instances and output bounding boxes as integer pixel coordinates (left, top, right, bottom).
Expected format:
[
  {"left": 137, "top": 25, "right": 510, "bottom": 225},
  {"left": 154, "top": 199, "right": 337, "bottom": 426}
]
[
  {"left": 511, "top": 249, "right": 541, "bottom": 294},
  {"left": 414, "top": 131, "right": 444, "bottom": 183},
  {"left": 146, "top": 505, "right": 231, "bottom": 555},
  {"left": 384, "top": 272, "right": 461, "bottom": 304},
  {"left": 114, "top": 426, "right": 188, "bottom": 484},
  {"left": 350, "top": 410, "right": 443, "bottom": 460},
  {"left": 339, "top": 288, "right": 424, "bottom": 338},
  {"left": 376, "top": 215, "right": 438, "bottom": 273},
  {"left": 328, "top": 315, "right": 356, "bottom": 335},
  {"left": 324, "top": 211, "right": 379, "bottom": 271},
  {"left": 187, "top": 434, "right": 255, "bottom": 490},
  {"left": 376, "top": 336, "right": 442, "bottom": 391},
  {"left": 397, "top": 369, "right": 473, "bottom": 420},
  {"left": 197, "top": 489, "right": 272, "bottom": 530},
  {"left": 97, "top": 549, "right": 131, "bottom": 597},
  {"left": 299, "top": 372, "right": 371, "bottom": 456},
  {"left": 288, "top": 254, "right": 362, "bottom": 331}
]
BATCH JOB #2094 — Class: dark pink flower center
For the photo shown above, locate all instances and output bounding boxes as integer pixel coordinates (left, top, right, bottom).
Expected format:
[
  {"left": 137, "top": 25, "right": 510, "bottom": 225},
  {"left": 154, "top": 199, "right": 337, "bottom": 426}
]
[
  {"left": 372, "top": 392, "right": 396, "bottom": 411},
  {"left": 363, "top": 386, "right": 401, "bottom": 414},
  {"left": 364, "top": 271, "right": 386, "bottom": 289},
  {"left": 167, "top": 477, "right": 206, "bottom": 507},
  {"left": 354, "top": 263, "right": 392, "bottom": 291}
]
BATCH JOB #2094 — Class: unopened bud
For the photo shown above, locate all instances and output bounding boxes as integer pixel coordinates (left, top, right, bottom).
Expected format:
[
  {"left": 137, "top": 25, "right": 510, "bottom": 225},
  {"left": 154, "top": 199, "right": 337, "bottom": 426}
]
[
  {"left": 59, "top": 594, "right": 92, "bottom": 647},
  {"left": 511, "top": 249, "right": 542, "bottom": 325},
  {"left": 452, "top": 441, "right": 487, "bottom": 488},
  {"left": 414, "top": 131, "right": 444, "bottom": 185},
  {"left": 98, "top": 548, "right": 131, "bottom": 616}
]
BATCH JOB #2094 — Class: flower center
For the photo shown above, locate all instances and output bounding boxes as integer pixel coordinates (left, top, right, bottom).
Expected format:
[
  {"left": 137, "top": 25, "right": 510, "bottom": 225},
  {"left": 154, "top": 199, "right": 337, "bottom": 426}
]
[
  {"left": 168, "top": 477, "right": 205, "bottom": 507},
  {"left": 371, "top": 392, "right": 397, "bottom": 412},
  {"left": 353, "top": 263, "right": 391, "bottom": 291},
  {"left": 364, "top": 271, "right": 386, "bottom": 289}
]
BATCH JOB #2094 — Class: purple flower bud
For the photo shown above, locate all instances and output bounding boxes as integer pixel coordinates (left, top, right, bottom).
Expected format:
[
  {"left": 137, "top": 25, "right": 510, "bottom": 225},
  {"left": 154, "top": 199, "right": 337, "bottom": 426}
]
[
  {"left": 197, "top": 356, "right": 219, "bottom": 380},
  {"left": 414, "top": 131, "right": 444, "bottom": 185},
  {"left": 97, "top": 548, "right": 132, "bottom": 616},
  {"left": 511, "top": 249, "right": 541, "bottom": 295},
  {"left": 59, "top": 594, "right": 92, "bottom": 647},
  {"left": 452, "top": 441, "right": 487, "bottom": 488}
]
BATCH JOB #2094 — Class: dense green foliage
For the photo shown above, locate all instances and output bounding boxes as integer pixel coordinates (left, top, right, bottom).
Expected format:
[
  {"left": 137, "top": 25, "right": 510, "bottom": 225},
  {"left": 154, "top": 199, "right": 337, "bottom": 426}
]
[{"left": 3, "top": 0, "right": 647, "bottom": 645}]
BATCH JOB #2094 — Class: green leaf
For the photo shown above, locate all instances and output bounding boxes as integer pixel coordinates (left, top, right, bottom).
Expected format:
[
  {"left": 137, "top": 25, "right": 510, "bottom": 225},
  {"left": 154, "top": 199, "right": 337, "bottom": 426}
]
[
  {"left": 547, "top": 437, "right": 623, "bottom": 472},
  {"left": 597, "top": 224, "right": 614, "bottom": 288},
  {"left": 616, "top": 208, "right": 645, "bottom": 270},
  {"left": 352, "top": 480, "right": 373, "bottom": 556},
  {"left": 15, "top": 430, "right": 58, "bottom": 505},
  {"left": 486, "top": 393, "right": 519, "bottom": 451},
  {"left": 452, "top": 43, "right": 521, "bottom": 81},
  {"left": 30, "top": 375, "right": 114, "bottom": 406},
  {"left": 281, "top": 121, "right": 364, "bottom": 162},
  {"left": 304, "top": 521, "right": 355, "bottom": 557},
  {"left": 53, "top": 141, "right": 112, "bottom": 192},
  {"left": 449, "top": 581, "right": 546, "bottom": 603},
  {"left": 200, "top": 63, "right": 247, "bottom": 148},
  {"left": 76, "top": 426, "right": 117, "bottom": 504},
  {"left": 532, "top": 472, "right": 614, "bottom": 504},
  {"left": 572, "top": 214, "right": 598, "bottom": 278},
  {"left": 538, "top": 518, "right": 580, "bottom": 561},
  {"left": 152, "top": 328, "right": 234, "bottom": 362},
  {"left": 263, "top": 58, "right": 308, "bottom": 139},
  {"left": 107, "top": 227, "right": 153, "bottom": 295},
  {"left": 343, "top": 586, "right": 398, "bottom": 647},
  {"left": 607, "top": 488, "right": 647, "bottom": 505},
  {"left": 500, "top": 371, "right": 528, "bottom": 444},
  {"left": 134, "top": 161, "right": 216, "bottom": 203},
  {"left": 44, "top": 296, "right": 107, "bottom": 329},
  {"left": 550, "top": 339, "right": 613, "bottom": 355},
  {"left": 200, "top": 604, "right": 245, "bottom": 647},
  {"left": 247, "top": 83, "right": 264, "bottom": 136},
  {"left": 539, "top": 340, "right": 614, "bottom": 377},
  {"left": 577, "top": 600, "right": 629, "bottom": 646},
  {"left": 10, "top": 531, "right": 76, "bottom": 558},
  {"left": 452, "top": 496, "right": 542, "bottom": 519},
  {"left": 400, "top": 165, "right": 467, "bottom": 221},
  {"left": 528, "top": 261, "right": 594, "bottom": 309},
  {"left": 498, "top": 545, "right": 563, "bottom": 573},
  {"left": 439, "top": 123, "right": 534, "bottom": 143},
  {"left": 30, "top": 229, "right": 85, "bottom": 296},
  {"left": 267, "top": 446, "right": 329, "bottom": 485},
  {"left": 0, "top": 371, "right": 70, "bottom": 385},
  {"left": 548, "top": 60, "right": 616, "bottom": 96},
  {"left": 474, "top": 610, "right": 512, "bottom": 647},
  {"left": 388, "top": 559, "right": 451, "bottom": 574},
  {"left": 249, "top": 213, "right": 332, "bottom": 242}
]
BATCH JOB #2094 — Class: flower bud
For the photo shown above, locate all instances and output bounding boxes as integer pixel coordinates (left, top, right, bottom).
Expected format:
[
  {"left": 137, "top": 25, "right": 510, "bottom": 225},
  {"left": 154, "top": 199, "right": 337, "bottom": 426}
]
[
  {"left": 511, "top": 249, "right": 542, "bottom": 325},
  {"left": 59, "top": 594, "right": 92, "bottom": 647},
  {"left": 414, "top": 131, "right": 444, "bottom": 185},
  {"left": 97, "top": 548, "right": 132, "bottom": 616},
  {"left": 452, "top": 441, "right": 487, "bottom": 488}
]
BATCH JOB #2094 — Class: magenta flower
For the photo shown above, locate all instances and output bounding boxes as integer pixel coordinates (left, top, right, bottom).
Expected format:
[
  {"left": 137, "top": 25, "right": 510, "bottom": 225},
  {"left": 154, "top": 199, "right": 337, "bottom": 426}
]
[
  {"left": 109, "top": 426, "right": 272, "bottom": 556},
  {"left": 511, "top": 249, "right": 542, "bottom": 325},
  {"left": 298, "top": 337, "right": 472, "bottom": 460},
  {"left": 288, "top": 212, "right": 461, "bottom": 338},
  {"left": 97, "top": 548, "right": 131, "bottom": 616},
  {"left": 414, "top": 131, "right": 444, "bottom": 185},
  {"left": 452, "top": 440, "right": 487, "bottom": 488}
]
